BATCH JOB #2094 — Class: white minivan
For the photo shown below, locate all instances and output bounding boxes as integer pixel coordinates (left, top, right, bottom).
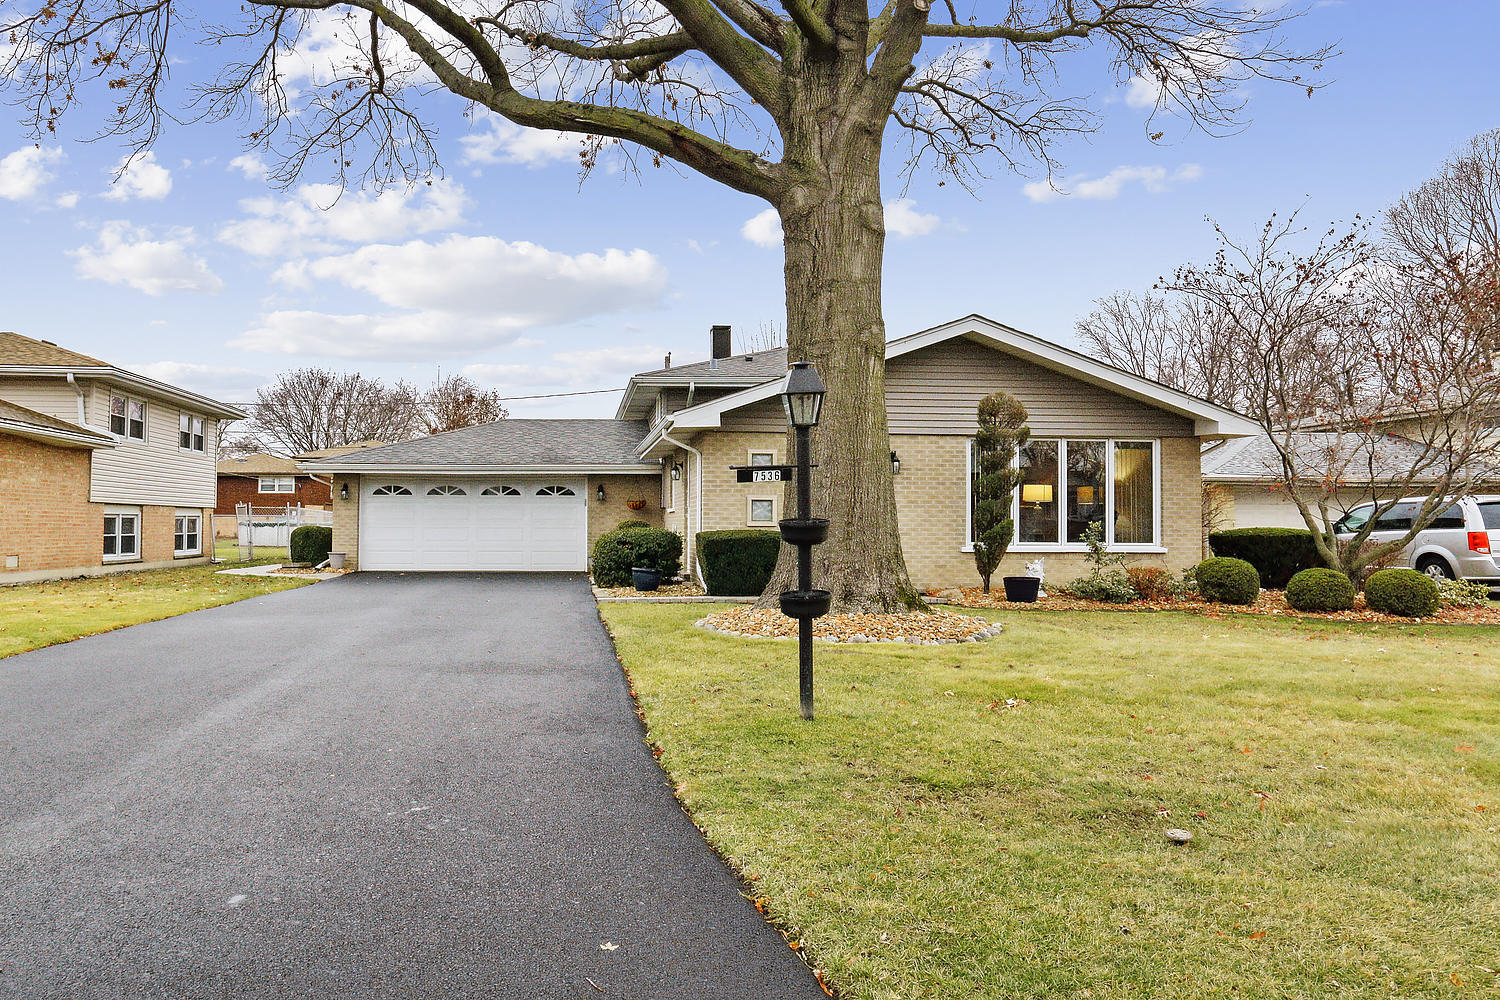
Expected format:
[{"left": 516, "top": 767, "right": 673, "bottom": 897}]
[{"left": 1333, "top": 495, "right": 1500, "bottom": 588}]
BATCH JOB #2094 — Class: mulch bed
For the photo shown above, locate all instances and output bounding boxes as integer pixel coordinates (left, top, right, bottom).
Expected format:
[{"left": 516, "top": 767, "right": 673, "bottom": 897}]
[
  {"left": 933, "top": 586, "right": 1500, "bottom": 625},
  {"left": 698, "top": 606, "right": 1002, "bottom": 644},
  {"left": 594, "top": 581, "right": 707, "bottom": 598}
]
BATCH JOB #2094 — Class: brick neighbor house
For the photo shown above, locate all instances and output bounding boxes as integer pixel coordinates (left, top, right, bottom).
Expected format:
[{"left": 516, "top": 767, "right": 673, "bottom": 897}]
[
  {"left": 0, "top": 332, "right": 243, "bottom": 584},
  {"left": 215, "top": 441, "right": 384, "bottom": 535},
  {"left": 303, "top": 315, "right": 1257, "bottom": 586}
]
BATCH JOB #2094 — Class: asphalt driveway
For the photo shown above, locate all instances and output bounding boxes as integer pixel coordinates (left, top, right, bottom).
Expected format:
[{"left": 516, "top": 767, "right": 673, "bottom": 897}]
[{"left": 0, "top": 573, "right": 826, "bottom": 1000}]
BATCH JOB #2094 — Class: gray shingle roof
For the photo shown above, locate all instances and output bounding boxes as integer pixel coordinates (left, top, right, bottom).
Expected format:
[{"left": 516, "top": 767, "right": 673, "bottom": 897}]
[
  {"left": 302, "top": 419, "right": 653, "bottom": 468},
  {"left": 635, "top": 347, "right": 789, "bottom": 382},
  {"left": 1202, "top": 431, "right": 1447, "bottom": 483},
  {"left": 0, "top": 397, "right": 113, "bottom": 445}
]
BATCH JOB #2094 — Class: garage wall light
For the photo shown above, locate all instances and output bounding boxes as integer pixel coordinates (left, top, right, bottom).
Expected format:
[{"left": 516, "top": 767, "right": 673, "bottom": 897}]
[
  {"left": 340, "top": 482, "right": 349, "bottom": 501},
  {"left": 596, "top": 484, "right": 607, "bottom": 502},
  {"left": 671, "top": 462, "right": 681, "bottom": 481}
]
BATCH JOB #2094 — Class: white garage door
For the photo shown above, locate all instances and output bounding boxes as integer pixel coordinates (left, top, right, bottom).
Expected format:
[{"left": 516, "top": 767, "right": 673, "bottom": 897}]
[{"left": 360, "top": 478, "right": 588, "bottom": 571}]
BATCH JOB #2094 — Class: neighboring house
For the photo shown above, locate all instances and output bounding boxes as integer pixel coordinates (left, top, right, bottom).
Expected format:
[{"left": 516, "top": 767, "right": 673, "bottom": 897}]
[
  {"left": 303, "top": 316, "right": 1256, "bottom": 586},
  {"left": 0, "top": 332, "right": 243, "bottom": 584},
  {"left": 1202, "top": 431, "right": 1465, "bottom": 530},
  {"left": 216, "top": 440, "right": 386, "bottom": 533}
]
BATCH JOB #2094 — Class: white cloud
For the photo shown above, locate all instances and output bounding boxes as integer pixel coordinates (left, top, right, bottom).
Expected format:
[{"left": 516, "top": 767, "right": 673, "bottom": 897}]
[
  {"left": 0, "top": 146, "right": 64, "bottom": 201},
  {"left": 70, "top": 222, "right": 223, "bottom": 296},
  {"left": 130, "top": 361, "right": 267, "bottom": 401},
  {"left": 1124, "top": 75, "right": 1163, "bottom": 110},
  {"left": 884, "top": 198, "right": 941, "bottom": 239},
  {"left": 1022, "top": 164, "right": 1204, "bottom": 203},
  {"left": 465, "top": 344, "right": 671, "bottom": 389},
  {"left": 742, "top": 199, "right": 943, "bottom": 245},
  {"left": 102, "top": 151, "right": 173, "bottom": 201},
  {"left": 461, "top": 117, "right": 582, "bottom": 169},
  {"left": 218, "top": 180, "right": 469, "bottom": 258},
  {"left": 234, "top": 235, "right": 669, "bottom": 360},
  {"left": 54, "top": 191, "right": 80, "bottom": 209},
  {"left": 741, "top": 208, "right": 783, "bottom": 248},
  {"left": 228, "top": 153, "right": 267, "bottom": 180}
]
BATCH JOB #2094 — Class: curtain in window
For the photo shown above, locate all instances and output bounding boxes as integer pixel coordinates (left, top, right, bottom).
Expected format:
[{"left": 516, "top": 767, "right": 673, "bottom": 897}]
[{"left": 1113, "top": 442, "right": 1154, "bottom": 544}]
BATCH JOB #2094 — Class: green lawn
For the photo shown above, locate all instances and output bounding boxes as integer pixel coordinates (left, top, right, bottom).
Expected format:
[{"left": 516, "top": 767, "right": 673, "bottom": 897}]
[
  {"left": 0, "top": 561, "right": 309, "bottom": 659},
  {"left": 601, "top": 605, "right": 1500, "bottom": 999}
]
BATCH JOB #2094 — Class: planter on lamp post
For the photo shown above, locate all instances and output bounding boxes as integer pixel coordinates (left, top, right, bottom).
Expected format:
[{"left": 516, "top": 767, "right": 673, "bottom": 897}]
[{"left": 776, "top": 361, "right": 830, "bottom": 721}]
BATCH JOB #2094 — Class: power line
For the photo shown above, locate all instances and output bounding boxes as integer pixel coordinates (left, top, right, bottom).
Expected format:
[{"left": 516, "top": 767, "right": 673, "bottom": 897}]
[{"left": 224, "top": 386, "right": 625, "bottom": 409}]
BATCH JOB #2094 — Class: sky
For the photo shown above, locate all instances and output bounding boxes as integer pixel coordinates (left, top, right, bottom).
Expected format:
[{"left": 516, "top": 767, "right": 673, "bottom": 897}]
[{"left": 0, "top": 1, "right": 1495, "bottom": 420}]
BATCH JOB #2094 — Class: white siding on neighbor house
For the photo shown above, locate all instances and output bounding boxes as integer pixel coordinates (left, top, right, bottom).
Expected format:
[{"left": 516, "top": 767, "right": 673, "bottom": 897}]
[
  {"left": 83, "top": 381, "right": 220, "bottom": 506},
  {"left": 885, "top": 336, "right": 1197, "bottom": 438},
  {"left": 1227, "top": 483, "right": 1371, "bottom": 529},
  {"left": 0, "top": 377, "right": 88, "bottom": 424}
]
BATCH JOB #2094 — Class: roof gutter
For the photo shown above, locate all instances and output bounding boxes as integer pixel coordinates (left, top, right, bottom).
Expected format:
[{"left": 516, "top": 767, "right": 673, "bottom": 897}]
[
  {"left": 298, "top": 462, "right": 658, "bottom": 475},
  {"left": 0, "top": 365, "right": 245, "bottom": 419},
  {"left": 0, "top": 416, "right": 114, "bottom": 449}
]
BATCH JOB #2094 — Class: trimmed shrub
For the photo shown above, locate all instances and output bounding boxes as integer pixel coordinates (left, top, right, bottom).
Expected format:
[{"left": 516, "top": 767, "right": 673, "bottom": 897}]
[
  {"left": 1063, "top": 569, "right": 1138, "bottom": 604},
  {"left": 1208, "top": 527, "right": 1320, "bottom": 589},
  {"left": 698, "top": 529, "right": 781, "bottom": 596},
  {"left": 1364, "top": 568, "right": 1440, "bottom": 618},
  {"left": 591, "top": 526, "right": 682, "bottom": 587},
  {"left": 1438, "top": 578, "right": 1492, "bottom": 609},
  {"left": 289, "top": 524, "right": 333, "bottom": 565},
  {"left": 615, "top": 519, "right": 651, "bottom": 530},
  {"left": 1193, "top": 556, "right": 1260, "bottom": 605},
  {"left": 1285, "top": 568, "right": 1355, "bottom": 612},
  {"left": 1124, "top": 565, "right": 1176, "bottom": 603}
]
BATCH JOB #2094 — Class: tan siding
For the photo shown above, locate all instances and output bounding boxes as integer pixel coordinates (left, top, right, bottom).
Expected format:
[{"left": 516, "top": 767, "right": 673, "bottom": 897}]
[
  {"left": 85, "top": 381, "right": 218, "bottom": 506},
  {"left": 0, "top": 377, "right": 88, "bottom": 424},
  {"left": 884, "top": 337, "right": 1195, "bottom": 438},
  {"left": 717, "top": 398, "right": 787, "bottom": 434}
]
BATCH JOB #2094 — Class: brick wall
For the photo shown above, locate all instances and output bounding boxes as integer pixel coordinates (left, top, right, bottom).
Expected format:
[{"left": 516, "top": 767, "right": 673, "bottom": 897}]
[
  {"left": 331, "top": 473, "right": 360, "bottom": 569},
  {"left": 585, "top": 475, "right": 664, "bottom": 551},
  {"left": 215, "top": 474, "right": 331, "bottom": 515},
  {"left": 693, "top": 430, "right": 790, "bottom": 531},
  {"left": 0, "top": 433, "right": 100, "bottom": 573}
]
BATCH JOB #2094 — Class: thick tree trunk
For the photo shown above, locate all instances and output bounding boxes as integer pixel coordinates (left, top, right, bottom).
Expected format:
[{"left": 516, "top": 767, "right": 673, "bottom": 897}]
[{"left": 754, "top": 130, "right": 923, "bottom": 613}]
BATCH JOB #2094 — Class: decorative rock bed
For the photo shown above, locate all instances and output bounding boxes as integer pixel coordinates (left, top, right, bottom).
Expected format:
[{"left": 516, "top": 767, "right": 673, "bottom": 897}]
[{"left": 697, "top": 606, "right": 1002, "bottom": 644}]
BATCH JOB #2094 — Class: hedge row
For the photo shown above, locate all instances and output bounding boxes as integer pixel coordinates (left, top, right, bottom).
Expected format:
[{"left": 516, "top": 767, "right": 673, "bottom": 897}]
[
  {"left": 1208, "top": 527, "right": 1320, "bottom": 589},
  {"left": 697, "top": 529, "right": 781, "bottom": 596}
]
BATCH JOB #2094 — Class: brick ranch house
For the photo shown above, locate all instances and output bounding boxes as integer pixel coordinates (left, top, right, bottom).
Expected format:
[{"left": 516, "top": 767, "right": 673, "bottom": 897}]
[
  {"left": 0, "top": 332, "right": 243, "bottom": 584},
  {"left": 303, "top": 316, "right": 1256, "bottom": 588},
  {"left": 215, "top": 441, "right": 385, "bottom": 536}
]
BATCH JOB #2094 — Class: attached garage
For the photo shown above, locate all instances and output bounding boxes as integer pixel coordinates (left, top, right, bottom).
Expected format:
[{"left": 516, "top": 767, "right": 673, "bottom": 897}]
[
  {"left": 300, "top": 418, "right": 663, "bottom": 574},
  {"left": 360, "top": 478, "right": 588, "bottom": 571}
]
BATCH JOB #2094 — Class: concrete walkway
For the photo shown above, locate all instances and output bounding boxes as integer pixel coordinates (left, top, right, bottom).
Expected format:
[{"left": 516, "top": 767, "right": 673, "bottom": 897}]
[{"left": 0, "top": 572, "right": 826, "bottom": 999}]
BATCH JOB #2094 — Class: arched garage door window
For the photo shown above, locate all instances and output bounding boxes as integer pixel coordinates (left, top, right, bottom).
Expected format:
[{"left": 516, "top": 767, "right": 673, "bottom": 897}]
[{"left": 536, "top": 485, "right": 576, "bottom": 497}]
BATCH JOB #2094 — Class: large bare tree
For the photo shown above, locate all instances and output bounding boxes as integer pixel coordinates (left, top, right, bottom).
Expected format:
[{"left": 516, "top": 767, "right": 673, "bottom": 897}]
[
  {"left": 246, "top": 368, "right": 423, "bottom": 454},
  {"left": 0, "top": 1, "right": 1330, "bottom": 610},
  {"left": 421, "top": 373, "right": 509, "bottom": 433}
]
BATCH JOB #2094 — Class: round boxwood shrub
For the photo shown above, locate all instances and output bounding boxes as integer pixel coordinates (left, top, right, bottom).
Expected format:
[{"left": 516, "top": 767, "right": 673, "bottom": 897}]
[
  {"left": 1285, "top": 567, "right": 1355, "bottom": 612},
  {"left": 1208, "top": 527, "right": 1320, "bottom": 589},
  {"left": 1364, "top": 568, "right": 1440, "bottom": 618},
  {"left": 614, "top": 519, "right": 651, "bottom": 530},
  {"left": 697, "top": 529, "right": 781, "bottom": 596},
  {"left": 289, "top": 524, "right": 333, "bottom": 565},
  {"left": 591, "top": 526, "right": 682, "bottom": 587},
  {"left": 1193, "top": 556, "right": 1260, "bottom": 605}
]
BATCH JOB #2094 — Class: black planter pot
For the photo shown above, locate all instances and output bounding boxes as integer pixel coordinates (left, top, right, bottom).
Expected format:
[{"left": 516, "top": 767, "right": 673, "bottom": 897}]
[
  {"left": 1002, "top": 575, "right": 1041, "bottom": 603},
  {"left": 631, "top": 567, "right": 663, "bottom": 592},
  {"left": 779, "top": 588, "right": 832, "bottom": 619},
  {"left": 778, "top": 518, "right": 830, "bottom": 546}
]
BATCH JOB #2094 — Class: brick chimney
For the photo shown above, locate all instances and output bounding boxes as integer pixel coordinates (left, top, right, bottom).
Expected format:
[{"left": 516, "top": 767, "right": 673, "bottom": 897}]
[{"left": 710, "top": 325, "right": 732, "bottom": 364}]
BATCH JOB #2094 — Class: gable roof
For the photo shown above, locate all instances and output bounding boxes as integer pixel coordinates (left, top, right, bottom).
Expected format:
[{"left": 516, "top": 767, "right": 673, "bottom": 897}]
[
  {"left": 0, "top": 398, "right": 115, "bottom": 449},
  {"left": 218, "top": 453, "right": 304, "bottom": 477},
  {"left": 301, "top": 419, "right": 655, "bottom": 474},
  {"left": 294, "top": 440, "right": 388, "bottom": 459},
  {"left": 616, "top": 349, "right": 791, "bottom": 420},
  {"left": 1201, "top": 431, "right": 1453, "bottom": 484},
  {"left": 0, "top": 331, "right": 244, "bottom": 420},
  {"left": 646, "top": 314, "right": 1259, "bottom": 447}
]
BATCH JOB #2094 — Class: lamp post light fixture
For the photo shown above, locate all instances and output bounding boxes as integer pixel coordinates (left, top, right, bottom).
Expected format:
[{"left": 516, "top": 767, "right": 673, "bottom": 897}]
[{"left": 777, "top": 361, "right": 831, "bottom": 721}]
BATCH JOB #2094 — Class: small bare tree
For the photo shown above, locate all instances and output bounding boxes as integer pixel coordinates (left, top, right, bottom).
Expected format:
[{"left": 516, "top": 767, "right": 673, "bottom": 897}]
[
  {"left": 248, "top": 369, "right": 422, "bottom": 455},
  {"left": 421, "top": 374, "right": 509, "bottom": 434}
]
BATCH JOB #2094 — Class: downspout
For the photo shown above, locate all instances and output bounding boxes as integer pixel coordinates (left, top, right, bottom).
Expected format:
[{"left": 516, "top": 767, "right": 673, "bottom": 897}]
[
  {"left": 660, "top": 426, "right": 707, "bottom": 590},
  {"left": 66, "top": 373, "right": 87, "bottom": 426}
]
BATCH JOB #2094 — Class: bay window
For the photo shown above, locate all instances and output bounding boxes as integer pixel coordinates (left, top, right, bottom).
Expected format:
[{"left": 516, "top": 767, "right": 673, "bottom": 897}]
[{"left": 969, "top": 438, "right": 1160, "bottom": 550}]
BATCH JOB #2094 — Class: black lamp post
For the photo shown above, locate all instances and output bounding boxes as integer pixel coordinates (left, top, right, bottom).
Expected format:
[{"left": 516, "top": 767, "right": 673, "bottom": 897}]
[{"left": 777, "top": 361, "right": 831, "bottom": 720}]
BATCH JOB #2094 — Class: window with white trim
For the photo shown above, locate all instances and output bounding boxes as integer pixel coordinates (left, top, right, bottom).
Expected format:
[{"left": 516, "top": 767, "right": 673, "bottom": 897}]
[
  {"left": 748, "top": 450, "right": 776, "bottom": 467},
  {"left": 174, "top": 513, "right": 202, "bottom": 556},
  {"left": 259, "top": 476, "right": 295, "bottom": 493},
  {"left": 103, "top": 509, "right": 140, "bottom": 561},
  {"left": 967, "top": 438, "right": 1160, "bottom": 550},
  {"left": 179, "top": 413, "right": 205, "bottom": 452},
  {"left": 747, "top": 497, "right": 776, "bottom": 525},
  {"left": 109, "top": 394, "right": 146, "bottom": 440}
]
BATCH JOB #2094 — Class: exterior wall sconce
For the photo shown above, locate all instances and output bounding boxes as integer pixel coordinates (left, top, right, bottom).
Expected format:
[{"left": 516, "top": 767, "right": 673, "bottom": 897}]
[
  {"left": 596, "top": 483, "right": 607, "bottom": 502},
  {"left": 671, "top": 462, "right": 682, "bottom": 481},
  {"left": 891, "top": 451, "right": 901, "bottom": 475},
  {"left": 339, "top": 482, "right": 349, "bottom": 501}
]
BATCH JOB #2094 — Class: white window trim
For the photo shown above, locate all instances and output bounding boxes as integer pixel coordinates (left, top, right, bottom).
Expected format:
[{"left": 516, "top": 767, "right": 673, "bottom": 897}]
[
  {"left": 747, "top": 448, "right": 778, "bottom": 466},
  {"left": 109, "top": 394, "right": 148, "bottom": 442},
  {"left": 173, "top": 511, "right": 203, "bottom": 557},
  {"left": 258, "top": 476, "right": 296, "bottom": 494},
  {"left": 746, "top": 496, "right": 777, "bottom": 527},
  {"left": 963, "top": 438, "right": 1164, "bottom": 554},
  {"left": 103, "top": 505, "right": 142, "bottom": 563},
  {"left": 178, "top": 413, "right": 206, "bottom": 453}
]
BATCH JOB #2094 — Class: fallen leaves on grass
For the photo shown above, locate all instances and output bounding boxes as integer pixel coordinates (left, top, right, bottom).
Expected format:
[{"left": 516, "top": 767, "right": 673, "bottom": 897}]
[{"left": 697, "top": 606, "right": 1001, "bottom": 644}]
